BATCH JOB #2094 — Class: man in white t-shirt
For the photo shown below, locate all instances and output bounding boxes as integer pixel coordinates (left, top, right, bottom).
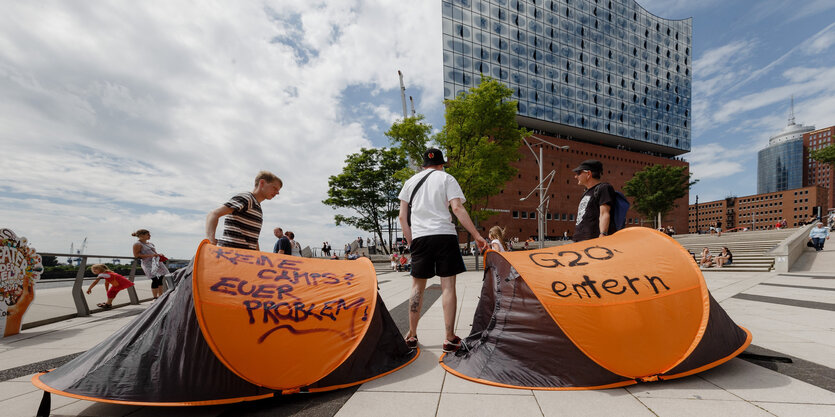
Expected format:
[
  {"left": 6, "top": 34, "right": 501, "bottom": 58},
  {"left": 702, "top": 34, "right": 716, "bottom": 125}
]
[{"left": 398, "top": 148, "right": 487, "bottom": 353}]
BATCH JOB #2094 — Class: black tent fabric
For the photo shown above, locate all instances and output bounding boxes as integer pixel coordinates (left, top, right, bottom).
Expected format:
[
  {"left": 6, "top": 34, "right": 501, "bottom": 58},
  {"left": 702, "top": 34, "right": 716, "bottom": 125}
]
[
  {"left": 442, "top": 239, "right": 751, "bottom": 390},
  {"left": 442, "top": 252, "right": 633, "bottom": 389},
  {"left": 33, "top": 260, "right": 416, "bottom": 405}
]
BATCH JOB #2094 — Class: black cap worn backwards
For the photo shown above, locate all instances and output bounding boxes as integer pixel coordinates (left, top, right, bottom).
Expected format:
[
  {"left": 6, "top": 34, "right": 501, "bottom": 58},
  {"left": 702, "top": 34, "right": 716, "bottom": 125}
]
[{"left": 422, "top": 148, "right": 447, "bottom": 167}]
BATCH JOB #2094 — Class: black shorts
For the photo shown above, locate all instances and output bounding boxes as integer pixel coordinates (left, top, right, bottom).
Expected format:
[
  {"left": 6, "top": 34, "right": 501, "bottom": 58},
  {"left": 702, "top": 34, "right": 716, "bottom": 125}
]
[
  {"left": 150, "top": 276, "right": 163, "bottom": 289},
  {"left": 410, "top": 235, "right": 466, "bottom": 279}
]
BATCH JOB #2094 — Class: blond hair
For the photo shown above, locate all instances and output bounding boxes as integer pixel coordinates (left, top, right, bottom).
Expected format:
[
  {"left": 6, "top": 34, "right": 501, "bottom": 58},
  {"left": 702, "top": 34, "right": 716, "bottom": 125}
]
[
  {"left": 131, "top": 229, "right": 150, "bottom": 237},
  {"left": 489, "top": 226, "right": 507, "bottom": 250},
  {"left": 255, "top": 171, "right": 282, "bottom": 187},
  {"left": 90, "top": 264, "right": 111, "bottom": 273}
]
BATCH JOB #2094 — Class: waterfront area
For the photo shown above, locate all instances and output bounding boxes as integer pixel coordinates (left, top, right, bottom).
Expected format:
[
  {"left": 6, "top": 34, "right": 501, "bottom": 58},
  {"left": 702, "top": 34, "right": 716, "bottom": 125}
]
[{"left": 1, "top": 237, "right": 833, "bottom": 416}]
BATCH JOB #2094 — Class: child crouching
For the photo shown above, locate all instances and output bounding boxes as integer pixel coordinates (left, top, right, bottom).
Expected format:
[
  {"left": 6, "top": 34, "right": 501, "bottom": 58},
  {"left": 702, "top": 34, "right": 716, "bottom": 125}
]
[{"left": 86, "top": 264, "right": 135, "bottom": 309}]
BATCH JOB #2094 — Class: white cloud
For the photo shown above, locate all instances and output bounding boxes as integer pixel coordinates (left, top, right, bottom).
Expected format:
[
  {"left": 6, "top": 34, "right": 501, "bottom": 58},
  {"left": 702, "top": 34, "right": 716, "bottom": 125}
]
[
  {"left": 694, "top": 40, "right": 755, "bottom": 79},
  {"left": 790, "top": 1, "right": 835, "bottom": 22},
  {"left": 802, "top": 21, "right": 835, "bottom": 54},
  {"left": 0, "top": 1, "right": 443, "bottom": 258},
  {"left": 711, "top": 66, "right": 835, "bottom": 124},
  {"left": 369, "top": 104, "right": 402, "bottom": 126},
  {"left": 686, "top": 143, "right": 751, "bottom": 180}
]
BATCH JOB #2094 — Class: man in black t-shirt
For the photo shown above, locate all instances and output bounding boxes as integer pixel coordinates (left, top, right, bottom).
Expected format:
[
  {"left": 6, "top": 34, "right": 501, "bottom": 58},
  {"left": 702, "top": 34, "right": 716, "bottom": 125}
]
[
  {"left": 272, "top": 227, "right": 292, "bottom": 254},
  {"left": 572, "top": 159, "right": 617, "bottom": 242}
]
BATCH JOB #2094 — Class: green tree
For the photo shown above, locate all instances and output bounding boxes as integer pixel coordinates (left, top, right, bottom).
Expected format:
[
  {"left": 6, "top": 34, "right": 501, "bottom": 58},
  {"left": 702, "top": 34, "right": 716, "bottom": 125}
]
[
  {"left": 623, "top": 164, "right": 697, "bottom": 227},
  {"left": 810, "top": 145, "right": 835, "bottom": 166},
  {"left": 434, "top": 77, "right": 528, "bottom": 237},
  {"left": 323, "top": 147, "right": 407, "bottom": 254},
  {"left": 386, "top": 115, "right": 431, "bottom": 177}
]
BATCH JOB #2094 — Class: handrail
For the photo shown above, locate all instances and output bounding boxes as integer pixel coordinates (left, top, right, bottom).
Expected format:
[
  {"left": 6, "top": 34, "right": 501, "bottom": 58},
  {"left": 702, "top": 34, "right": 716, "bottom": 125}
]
[{"left": 39, "top": 252, "right": 139, "bottom": 259}]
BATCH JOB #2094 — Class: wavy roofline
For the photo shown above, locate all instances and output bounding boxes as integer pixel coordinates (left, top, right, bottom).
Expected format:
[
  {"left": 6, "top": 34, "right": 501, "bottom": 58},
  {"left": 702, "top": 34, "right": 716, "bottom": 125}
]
[{"left": 634, "top": 0, "right": 693, "bottom": 23}]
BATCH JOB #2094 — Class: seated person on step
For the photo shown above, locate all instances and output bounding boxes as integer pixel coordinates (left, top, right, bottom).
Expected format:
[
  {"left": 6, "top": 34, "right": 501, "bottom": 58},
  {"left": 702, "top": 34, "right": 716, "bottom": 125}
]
[
  {"left": 699, "top": 247, "right": 714, "bottom": 268},
  {"left": 715, "top": 247, "right": 733, "bottom": 268}
]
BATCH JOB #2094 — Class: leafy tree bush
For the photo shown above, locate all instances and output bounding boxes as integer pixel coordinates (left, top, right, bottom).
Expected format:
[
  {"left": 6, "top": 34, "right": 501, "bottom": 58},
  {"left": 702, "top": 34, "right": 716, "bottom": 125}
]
[
  {"left": 323, "top": 148, "right": 408, "bottom": 254},
  {"left": 623, "top": 164, "right": 697, "bottom": 228},
  {"left": 434, "top": 77, "right": 527, "bottom": 237}
]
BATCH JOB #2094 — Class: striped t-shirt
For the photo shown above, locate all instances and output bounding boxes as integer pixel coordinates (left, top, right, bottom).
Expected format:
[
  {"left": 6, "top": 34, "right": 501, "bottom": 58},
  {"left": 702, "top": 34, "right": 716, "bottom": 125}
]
[{"left": 217, "top": 192, "right": 262, "bottom": 250}]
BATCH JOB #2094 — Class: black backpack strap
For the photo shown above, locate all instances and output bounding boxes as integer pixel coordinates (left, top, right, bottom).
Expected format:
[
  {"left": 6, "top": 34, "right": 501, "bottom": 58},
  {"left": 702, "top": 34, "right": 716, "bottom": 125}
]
[{"left": 408, "top": 170, "right": 436, "bottom": 227}]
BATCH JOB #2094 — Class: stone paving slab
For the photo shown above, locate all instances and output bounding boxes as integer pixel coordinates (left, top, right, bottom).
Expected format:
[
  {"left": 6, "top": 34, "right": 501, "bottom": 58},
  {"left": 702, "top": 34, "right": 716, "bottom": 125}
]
[{"left": 1, "top": 249, "right": 834, "bottom": 416}]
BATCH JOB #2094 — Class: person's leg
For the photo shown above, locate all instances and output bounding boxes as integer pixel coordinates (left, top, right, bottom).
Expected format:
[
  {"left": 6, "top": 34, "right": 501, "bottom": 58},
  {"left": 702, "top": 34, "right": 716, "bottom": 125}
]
[
  {"left": 407, "top": 278, "right": 427, "bottom": 339},
  {"left": 150, "top": 277, "right": 160, "bottom": 298},
  {"left": 813, "top": 237, "right": 824, "bottom": 251},
  {"left": 439, "top": 275, "right": 457, "bottom": 341},
  {"left": 103, "top": 287, "right": 119, "bottom": 307}
]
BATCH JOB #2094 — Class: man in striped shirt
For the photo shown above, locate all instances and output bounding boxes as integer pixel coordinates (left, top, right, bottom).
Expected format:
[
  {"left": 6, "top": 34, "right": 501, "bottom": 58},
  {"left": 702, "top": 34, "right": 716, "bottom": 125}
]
[{"left": 205, "top": 171, "right": 283, "bottom": 251}]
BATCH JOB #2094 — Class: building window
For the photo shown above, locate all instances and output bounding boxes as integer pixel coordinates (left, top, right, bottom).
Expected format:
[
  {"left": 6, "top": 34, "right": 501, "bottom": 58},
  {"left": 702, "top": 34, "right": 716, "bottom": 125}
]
[{"left": 512, "top": 211, "right": 519, "bottom": 219}]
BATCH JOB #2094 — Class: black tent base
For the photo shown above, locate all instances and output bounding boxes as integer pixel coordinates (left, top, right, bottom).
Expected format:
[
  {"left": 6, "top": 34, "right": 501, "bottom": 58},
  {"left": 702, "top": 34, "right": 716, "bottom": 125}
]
[{"left": 32, "top": 261, "right": 418, "bottom": 407}]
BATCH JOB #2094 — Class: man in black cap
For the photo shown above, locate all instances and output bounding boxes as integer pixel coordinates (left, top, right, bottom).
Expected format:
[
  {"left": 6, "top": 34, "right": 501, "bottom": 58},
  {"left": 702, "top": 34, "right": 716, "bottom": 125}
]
[
  {"left": 397, "top": 148, "right": 488, "bottom": 353},
  {"left": 572, "top": 159, "right": 617, "bottom": 242}
]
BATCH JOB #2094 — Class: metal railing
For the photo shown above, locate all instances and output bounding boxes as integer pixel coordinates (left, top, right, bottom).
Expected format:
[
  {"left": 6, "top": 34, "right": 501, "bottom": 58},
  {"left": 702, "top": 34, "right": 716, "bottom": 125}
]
[{"left": 38, "top": 252, "right": 145, "bottom": 317}]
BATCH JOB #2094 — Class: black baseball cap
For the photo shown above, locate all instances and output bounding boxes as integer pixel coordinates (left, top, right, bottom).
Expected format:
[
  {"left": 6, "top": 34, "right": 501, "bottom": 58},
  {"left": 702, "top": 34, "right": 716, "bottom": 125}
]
[
  {"left": 572, "top": 159, "right": 603, "bottom": 174},
  {"left": 422, "top": 148, "right": 447, "bottom": 167}
]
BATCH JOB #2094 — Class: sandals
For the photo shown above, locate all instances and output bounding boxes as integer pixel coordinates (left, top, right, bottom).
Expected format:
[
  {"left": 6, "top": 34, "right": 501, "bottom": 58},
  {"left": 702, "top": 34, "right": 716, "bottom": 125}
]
[
  {"left": 404, "top": 335, "right": 418, "bottom": 349},
  {"left": 96, "top": 303, "right": 112, "bottom": 309},
  {"left": 443, "top": 336, "right": 462, "bottom": 353}
]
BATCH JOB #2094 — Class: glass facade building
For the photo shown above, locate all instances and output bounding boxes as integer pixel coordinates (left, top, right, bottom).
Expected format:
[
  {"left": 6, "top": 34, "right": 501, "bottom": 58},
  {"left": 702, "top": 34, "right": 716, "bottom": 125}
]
[
  {"left": 442, "top": 0, "right": 692, "bottom": 155},
  {"left": 757, "top": 139, "right": 804, "bottom": 194},
  {"left": 756, "top": 112, "right": 814, "bottom": 194}
]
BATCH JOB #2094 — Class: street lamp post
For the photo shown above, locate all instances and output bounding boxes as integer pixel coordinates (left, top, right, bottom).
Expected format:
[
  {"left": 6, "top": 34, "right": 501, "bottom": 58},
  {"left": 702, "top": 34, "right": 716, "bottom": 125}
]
[
  {"left": 520, "top": 138, "right": 569, "bottom": 249},
  {"left": 695, "top": 195, "right": 699, "bottom": 234}
]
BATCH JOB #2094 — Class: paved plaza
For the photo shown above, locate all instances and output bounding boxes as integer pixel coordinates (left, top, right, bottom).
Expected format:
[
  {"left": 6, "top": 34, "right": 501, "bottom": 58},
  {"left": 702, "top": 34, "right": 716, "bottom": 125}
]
[{"left": 1, "top": 246, "right": 834, "bottom": 417}]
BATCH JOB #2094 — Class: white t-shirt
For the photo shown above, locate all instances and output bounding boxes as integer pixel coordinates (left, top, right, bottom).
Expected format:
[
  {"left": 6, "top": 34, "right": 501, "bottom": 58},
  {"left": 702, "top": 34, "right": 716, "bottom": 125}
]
[{"left": 398, "top": 168, "right": 466, "bottom": 239}]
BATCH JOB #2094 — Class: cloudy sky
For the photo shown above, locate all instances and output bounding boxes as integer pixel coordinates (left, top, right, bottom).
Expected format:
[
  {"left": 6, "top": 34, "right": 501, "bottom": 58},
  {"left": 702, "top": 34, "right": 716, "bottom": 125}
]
[{"left": 2, "top": 1, "right": 835, "bottom": 259}]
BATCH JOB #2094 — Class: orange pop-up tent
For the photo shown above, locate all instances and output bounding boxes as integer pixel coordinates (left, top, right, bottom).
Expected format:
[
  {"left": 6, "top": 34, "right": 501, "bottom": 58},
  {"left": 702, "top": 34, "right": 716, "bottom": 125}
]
[
  {"left": 32, "top": 241, "right": 417, "bottom": 406},
  {"left": 441, "top": 228, "right": 751, "bottom": 389}
]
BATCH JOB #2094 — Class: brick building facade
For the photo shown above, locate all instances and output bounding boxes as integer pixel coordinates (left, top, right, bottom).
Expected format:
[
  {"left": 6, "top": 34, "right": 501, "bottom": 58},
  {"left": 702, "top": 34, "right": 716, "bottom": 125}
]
[
  {"left": 471, "top": 132, "right": 690, "bottom": 241},
  {"left": 687, "top": 185, "right": 829, "bottom": 233},
  {"left": 804, "top": 125, "right": 835, "bottom": 210}
]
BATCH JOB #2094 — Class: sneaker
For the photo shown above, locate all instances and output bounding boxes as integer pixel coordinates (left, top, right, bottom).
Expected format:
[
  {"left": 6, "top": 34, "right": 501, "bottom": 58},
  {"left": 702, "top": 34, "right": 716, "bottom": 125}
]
[
  {"left": 405, "top": 335, "right": 418, "bottom": 349},
  {"left": 443, "top": 336, "right": 462, "bottom": 353}
]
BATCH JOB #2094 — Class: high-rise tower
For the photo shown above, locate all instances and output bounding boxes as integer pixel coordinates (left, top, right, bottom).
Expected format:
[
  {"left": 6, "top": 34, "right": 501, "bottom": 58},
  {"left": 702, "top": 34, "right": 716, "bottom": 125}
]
[{"left": 757, "top": 99, "right": 815, "bottom": 194}]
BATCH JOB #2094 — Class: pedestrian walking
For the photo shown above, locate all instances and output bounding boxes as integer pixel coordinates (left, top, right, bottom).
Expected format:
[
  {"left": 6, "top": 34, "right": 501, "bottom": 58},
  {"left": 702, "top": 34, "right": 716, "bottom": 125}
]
[
  {"left": 488, "top": 225, "right": 508, "bottom": 252},
  {"left": 398, "top": 148, "right": 487, "bottom": 353},
  {"left": 273, "top": 228, "right": 292, "bottom": 254},
  {"left": 809, "top": 222, "right": 830, "bottom": 251},
  {"left": 131, "top": 229, "right": 169, "bottom": 300},
  {"left": 286, "top": 231, "right": 302, "bottom": 256}
]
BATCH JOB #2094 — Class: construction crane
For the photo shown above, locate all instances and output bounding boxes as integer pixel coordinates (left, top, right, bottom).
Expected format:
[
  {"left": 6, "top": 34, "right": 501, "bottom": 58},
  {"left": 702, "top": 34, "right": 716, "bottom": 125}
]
[{"left": 68, "top": 237, "right": 88, "bottom": 266}]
